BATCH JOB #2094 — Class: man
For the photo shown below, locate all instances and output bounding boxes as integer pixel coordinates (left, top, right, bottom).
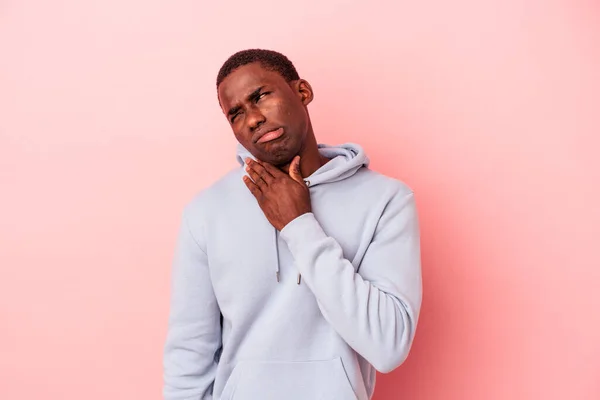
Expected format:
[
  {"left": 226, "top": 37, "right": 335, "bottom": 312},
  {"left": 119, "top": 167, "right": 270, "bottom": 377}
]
[{"left": 163, "top": 49, "right": 422, "bottom": 400}]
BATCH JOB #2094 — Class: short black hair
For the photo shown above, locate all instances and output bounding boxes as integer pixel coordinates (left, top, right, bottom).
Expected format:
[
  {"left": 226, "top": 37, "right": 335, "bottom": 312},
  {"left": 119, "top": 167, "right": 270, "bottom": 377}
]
[{"left": 216, "top": 49, "right": 300, "bottom": 88}]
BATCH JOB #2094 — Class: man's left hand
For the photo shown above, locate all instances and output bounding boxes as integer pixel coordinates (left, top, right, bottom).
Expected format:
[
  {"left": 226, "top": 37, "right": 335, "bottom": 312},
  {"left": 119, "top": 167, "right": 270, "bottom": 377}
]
[{"left": 243, "top": 156, "right": 311, "bottom": 231}]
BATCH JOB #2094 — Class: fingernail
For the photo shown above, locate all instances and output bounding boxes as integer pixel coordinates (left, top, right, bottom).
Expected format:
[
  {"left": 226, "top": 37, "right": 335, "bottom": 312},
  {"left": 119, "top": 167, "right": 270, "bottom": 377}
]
[{"left": 245, "top": 158, "right": 251, "bottom": 165}]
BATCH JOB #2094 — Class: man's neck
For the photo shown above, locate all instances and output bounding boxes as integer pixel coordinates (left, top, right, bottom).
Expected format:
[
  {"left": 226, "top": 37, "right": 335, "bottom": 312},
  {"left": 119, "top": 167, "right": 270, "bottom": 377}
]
[
  {"left": 279, "top": 132, "right": 329, "bottom": 178},
  {"left": 279, "top": 153, "right": 329, "bottom": 178}
]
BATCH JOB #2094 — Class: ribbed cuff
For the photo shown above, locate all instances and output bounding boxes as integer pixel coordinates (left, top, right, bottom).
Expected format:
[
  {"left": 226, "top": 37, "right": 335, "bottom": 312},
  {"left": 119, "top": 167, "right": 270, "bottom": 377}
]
[{"left": 279, "top": 212, "right": 326, "bottom": 255}]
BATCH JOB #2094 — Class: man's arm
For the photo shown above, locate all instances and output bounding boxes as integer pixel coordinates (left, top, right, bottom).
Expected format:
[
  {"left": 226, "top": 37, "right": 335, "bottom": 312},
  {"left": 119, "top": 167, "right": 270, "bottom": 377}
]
[
  {"left": 163, "top": 208, "right": 221, "bottom": 400},
  {"left": 279, "top": 190, "right": 422, "bottom": 373}
]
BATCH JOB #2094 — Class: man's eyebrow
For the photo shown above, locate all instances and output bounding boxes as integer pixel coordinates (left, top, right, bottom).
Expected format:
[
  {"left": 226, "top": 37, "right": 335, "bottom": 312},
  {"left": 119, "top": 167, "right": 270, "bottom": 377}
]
[
  {"left": 227, "top": 86, "right": 266, "bottom": 117},
  {"left": 246, "top": 86, "right": 265, "bottom": 101},
  {"left": 227, "top": 105, "right": 241, "bottom": 117}
]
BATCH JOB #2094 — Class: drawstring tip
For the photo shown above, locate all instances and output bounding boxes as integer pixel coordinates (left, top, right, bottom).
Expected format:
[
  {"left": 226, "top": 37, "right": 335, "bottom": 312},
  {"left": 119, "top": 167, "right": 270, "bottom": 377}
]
[
  {"left": 297, "top": 273, "right": 302, "bottom": 285},
  {"left": 276, "top": 271, "right": 280, "bottom": 283}
]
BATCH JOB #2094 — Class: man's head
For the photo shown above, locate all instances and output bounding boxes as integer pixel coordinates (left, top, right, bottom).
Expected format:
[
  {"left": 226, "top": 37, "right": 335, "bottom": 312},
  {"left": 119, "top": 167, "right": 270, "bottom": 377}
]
[{"left": 216, "top": 49, "right": 315, "bottom": 166}]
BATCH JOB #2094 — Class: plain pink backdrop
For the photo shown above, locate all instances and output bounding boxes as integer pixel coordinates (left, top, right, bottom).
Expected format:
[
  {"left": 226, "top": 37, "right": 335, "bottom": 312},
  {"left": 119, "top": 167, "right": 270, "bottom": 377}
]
[{"left": 1, "top": 1, "right": 599, "bottom": 399}]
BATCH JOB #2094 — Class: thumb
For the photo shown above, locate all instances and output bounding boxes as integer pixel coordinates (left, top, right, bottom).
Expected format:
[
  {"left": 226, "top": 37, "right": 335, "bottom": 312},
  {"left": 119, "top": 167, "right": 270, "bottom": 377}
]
[{"left": 289, "top": 156, "right": 303, "bottom": 183}]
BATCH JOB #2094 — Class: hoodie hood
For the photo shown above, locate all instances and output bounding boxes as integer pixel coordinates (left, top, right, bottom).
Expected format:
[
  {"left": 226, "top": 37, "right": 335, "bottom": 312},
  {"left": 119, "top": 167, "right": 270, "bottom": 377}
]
[{"left": 235, "top": 142, "right": 370, "bottom": 187}]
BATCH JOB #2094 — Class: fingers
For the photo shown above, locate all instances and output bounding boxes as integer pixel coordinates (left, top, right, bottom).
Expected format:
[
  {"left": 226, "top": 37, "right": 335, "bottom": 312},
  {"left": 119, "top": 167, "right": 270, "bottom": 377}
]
[
  {"left": 253, "top": 159, "right": 283, "bottom": 177},
  {"left": 245, "top": 158, "right": 276, "bottom": 185},
  {"left": 245, "top": 164, "right": 269, "bottom": 189},
  {"left": 242, "top": 175, "right": 262, "bottom": 199}
]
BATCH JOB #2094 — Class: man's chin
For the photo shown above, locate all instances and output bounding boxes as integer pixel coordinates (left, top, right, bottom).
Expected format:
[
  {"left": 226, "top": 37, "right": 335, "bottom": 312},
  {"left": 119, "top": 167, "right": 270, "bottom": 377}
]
[{"left": 257, "top": 149, "right": 296, "bottom": 167}]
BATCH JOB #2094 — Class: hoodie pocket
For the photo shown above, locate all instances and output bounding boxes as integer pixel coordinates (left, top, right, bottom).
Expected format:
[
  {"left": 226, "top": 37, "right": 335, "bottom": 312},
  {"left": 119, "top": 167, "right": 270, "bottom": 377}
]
[{"left": 220, "top": 357, "right": 358, "bottom": 400}]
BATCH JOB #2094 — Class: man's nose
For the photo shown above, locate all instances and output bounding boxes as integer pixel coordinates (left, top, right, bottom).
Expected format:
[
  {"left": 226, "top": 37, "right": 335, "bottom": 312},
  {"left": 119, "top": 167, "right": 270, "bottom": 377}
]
[{"left": 247, "top": 107, "right": 266, "bottom": 131}]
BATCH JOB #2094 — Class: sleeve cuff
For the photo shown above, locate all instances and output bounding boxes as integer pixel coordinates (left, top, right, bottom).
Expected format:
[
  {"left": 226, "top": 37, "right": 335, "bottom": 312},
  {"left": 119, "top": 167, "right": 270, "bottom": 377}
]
[{"left": 279, "top": 212, "right": 327, "bottom": 255}]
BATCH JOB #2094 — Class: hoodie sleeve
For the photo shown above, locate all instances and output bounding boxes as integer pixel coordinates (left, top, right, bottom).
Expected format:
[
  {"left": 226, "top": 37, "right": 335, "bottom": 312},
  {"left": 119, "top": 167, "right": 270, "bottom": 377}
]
[
  {"left": 279, "top": 189, "right": 422, "bottom": 373},
  {"left": 163, "top": 208, "right": 222, "bottom": 400}
]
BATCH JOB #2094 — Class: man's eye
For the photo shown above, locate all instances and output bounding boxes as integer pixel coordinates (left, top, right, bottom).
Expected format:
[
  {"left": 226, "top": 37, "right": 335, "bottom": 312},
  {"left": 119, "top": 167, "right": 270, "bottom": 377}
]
[
  {"left": 257, "top": 92, "right": 269, "bottom": 101},
  {"left": 230, "top": 113, "right": 240, "bottom": 123}
]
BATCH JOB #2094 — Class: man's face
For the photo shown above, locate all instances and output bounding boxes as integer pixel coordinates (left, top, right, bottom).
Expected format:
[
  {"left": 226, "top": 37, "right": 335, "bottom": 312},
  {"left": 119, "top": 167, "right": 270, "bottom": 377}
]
[{"left": 217, "top": 62, "right": 312, "bottom": 166}]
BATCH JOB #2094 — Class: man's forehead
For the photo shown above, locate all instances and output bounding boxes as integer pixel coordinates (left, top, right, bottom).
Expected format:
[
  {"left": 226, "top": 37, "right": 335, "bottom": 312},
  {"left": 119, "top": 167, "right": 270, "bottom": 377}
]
[{"left": 219, "top": 64, "right": 280, "bottom": 102}]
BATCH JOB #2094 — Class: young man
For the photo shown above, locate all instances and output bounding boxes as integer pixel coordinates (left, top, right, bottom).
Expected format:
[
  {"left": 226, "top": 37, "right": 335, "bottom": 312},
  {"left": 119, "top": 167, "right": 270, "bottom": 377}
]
[{"left": 163, "top": 49, "right": 422, "bottom": 400}]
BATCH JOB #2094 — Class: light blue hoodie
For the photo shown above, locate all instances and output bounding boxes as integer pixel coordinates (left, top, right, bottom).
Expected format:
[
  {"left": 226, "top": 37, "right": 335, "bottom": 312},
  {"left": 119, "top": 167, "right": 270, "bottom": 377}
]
[{"left": 163, "top": 142, "right": 422, "bottom": 400}]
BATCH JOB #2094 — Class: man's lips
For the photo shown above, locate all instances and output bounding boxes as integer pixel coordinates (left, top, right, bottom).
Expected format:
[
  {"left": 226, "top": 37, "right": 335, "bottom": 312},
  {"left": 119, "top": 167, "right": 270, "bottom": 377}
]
[{"left": 256, "top": 127, "right": 284, "bottom": 144}]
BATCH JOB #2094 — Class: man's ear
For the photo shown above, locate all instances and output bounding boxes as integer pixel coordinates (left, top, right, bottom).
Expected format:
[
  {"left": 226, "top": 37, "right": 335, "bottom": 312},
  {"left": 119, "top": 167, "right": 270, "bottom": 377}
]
[{"left": 295, "top": 79, "right": 314, "bottom": 106}]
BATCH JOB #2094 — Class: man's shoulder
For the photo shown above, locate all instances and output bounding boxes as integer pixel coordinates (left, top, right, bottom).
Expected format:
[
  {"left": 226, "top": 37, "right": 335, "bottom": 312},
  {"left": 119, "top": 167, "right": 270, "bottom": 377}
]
[
  {"left": 355, "top": 167, "right": 414, "bottom": 198},
  {"left": 183, "top": 167, "right": 244, "bottom": 216}
]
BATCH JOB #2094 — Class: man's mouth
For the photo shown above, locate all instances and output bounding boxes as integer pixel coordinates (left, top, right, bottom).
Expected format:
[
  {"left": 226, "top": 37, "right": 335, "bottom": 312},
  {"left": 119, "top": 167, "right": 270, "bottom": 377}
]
[{"left": 256, "top": 128, "right": 284, "bottom": 144}]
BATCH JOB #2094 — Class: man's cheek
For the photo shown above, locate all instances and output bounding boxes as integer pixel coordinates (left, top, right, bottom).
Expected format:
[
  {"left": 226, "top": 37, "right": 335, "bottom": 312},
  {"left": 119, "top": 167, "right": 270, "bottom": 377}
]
[{"left": 268, "top": 99, "right": 289, "bottom": 118}]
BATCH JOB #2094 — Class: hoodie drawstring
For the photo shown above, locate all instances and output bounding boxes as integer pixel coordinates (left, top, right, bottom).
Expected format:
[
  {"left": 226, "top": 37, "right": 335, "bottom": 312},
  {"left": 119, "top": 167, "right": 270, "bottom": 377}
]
[
  {"left": 274, "top": 228, "right": 301, "bottom": 285},
  {"left": 274, "top": 228, "right": 281, "bottom": 282}
]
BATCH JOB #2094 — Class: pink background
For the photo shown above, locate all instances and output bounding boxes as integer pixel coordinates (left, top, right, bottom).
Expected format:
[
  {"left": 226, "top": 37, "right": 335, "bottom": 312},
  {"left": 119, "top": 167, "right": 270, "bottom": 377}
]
[{"left": 1, "top": 1, "right": 599, "bottom": 399}]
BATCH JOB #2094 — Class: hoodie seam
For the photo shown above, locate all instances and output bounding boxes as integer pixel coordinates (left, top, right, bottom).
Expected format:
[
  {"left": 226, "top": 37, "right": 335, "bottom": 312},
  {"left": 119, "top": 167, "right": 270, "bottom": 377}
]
[
  {"left": 182, "top": 208, "right": 208, "bottom": 257},
  {"left": 370, "top": 188, "right": 415, "bottom": 238}
]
